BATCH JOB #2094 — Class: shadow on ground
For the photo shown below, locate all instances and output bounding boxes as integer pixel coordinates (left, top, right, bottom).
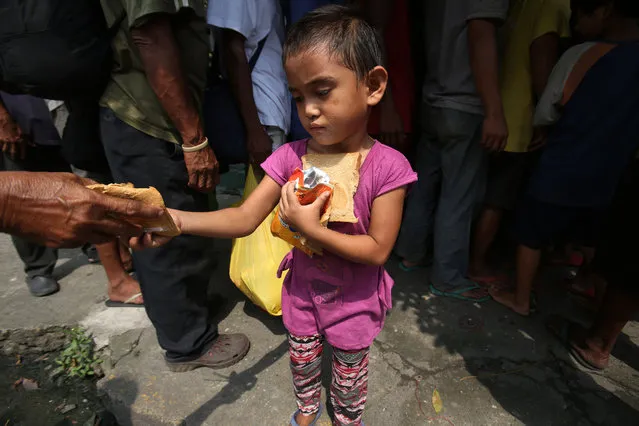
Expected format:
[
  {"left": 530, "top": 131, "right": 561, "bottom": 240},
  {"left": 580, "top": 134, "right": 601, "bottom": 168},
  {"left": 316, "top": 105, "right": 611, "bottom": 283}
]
[
  {"left": 53, "top": 248, "right": 90, "bottom": 281},
  {"left": 183, "top": 340, "right": 289, "bottom": 423},
  {"left": 388, "top": 258, "right": 639, "bottom": 426}
]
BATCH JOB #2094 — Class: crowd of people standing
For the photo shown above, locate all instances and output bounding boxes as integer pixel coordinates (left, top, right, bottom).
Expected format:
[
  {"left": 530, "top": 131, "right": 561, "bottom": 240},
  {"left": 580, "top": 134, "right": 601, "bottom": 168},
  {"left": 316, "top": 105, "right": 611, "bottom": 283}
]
[{"left": 0, "top": 0, "right": 639, "bottom": 425}]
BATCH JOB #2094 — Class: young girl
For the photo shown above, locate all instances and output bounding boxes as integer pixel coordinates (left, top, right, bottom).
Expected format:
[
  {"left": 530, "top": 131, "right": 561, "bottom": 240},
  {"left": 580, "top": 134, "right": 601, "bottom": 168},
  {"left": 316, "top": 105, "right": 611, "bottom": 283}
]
[{"left": 134, "top": 5, "right": 417, "bottom": 426}]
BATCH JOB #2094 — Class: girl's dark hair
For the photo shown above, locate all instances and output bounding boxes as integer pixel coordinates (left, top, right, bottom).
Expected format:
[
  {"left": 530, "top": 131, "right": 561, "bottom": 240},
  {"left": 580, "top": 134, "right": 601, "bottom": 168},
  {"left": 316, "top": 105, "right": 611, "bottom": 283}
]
[
  {"left": 571, "top": 0, "right": 639, "bottom": 18},
  {"left": 283, "top": 5, "right": 384, "bottom": 79}
]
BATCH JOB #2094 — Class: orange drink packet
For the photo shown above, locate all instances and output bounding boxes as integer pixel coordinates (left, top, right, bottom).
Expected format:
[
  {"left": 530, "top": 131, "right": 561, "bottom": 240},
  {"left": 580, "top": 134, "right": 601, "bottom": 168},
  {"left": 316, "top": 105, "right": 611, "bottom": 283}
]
[{"left": 271, "top": 167, "right": 333, "bottom": 256}]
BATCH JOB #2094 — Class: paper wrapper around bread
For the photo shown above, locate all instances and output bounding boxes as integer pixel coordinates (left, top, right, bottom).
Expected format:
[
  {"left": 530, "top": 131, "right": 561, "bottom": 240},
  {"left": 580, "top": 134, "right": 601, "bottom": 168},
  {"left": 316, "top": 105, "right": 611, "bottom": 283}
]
[
  {"left": 86, "top": 183, "right": 181, "bottom": 237},
  {"left": 270, "top": 152, "right": 361, "bottom": 256}
]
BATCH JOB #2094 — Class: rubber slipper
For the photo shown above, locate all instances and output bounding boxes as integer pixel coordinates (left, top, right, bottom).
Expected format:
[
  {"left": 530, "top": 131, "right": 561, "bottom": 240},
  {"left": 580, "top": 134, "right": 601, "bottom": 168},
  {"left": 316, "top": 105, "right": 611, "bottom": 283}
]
[
  {"left": 430, "top": 283, "right": 490, "bottom": 302},
  {"left": 105, "top": 292, "right": 144, "bottom": 308},
  {"left": 545, "top": 315, "right": 606, "bottom": 371},
  {"left": 290, "top": 403, "right": 323, "bottom": 426}
]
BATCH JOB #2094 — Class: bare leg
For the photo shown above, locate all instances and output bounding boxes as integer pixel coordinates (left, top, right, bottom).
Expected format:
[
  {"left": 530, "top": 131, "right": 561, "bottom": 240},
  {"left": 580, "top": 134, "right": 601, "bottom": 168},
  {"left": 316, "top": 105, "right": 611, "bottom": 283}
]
[
  {"left": 97, "top": 241, "right": 143, "bottom": 304},
  {"left": 555, "top": 286, "right": 639, "bottom": 370},
  {"left": 490, "top": 244, "right": 539, "bottom": 315},
  {"left": 587, "top": 286, "right": 639, "bottom": 356},
  {"left": 469, "top": 207, "right": 503, "bottom": 278}
]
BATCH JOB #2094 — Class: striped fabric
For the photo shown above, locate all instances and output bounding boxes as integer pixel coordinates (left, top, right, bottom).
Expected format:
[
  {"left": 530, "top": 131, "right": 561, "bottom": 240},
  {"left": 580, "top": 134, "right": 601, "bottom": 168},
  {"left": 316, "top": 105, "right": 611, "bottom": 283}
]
[
  {"left": 288, "top": 334, "right": 370, "bottom": 425},
  {"left": 331, "top": 347, "right": 370, "bottom": 425},
  {"left": 289, "top": 334, "right": 324, "bottom": 415}
]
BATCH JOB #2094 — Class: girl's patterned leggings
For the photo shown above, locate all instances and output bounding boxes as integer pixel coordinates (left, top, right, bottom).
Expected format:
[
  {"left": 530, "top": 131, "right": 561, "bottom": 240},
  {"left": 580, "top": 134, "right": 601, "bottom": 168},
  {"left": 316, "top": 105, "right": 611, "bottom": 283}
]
[{"left": 288, "top": 334, "right": 370, "bottom": 426}]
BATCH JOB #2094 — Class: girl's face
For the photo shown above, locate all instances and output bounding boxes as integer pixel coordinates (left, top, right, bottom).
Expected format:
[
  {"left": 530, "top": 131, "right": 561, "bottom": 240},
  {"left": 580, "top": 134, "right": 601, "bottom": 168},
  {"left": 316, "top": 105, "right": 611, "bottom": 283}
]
[{"left": 285, "top": 50, "right": 386, "bottom": 147}]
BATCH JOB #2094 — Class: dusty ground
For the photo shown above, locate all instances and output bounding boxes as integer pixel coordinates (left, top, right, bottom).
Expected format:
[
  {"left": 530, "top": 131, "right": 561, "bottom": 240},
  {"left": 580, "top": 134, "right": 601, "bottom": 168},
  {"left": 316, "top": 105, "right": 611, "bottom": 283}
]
[{"left": 0, "top": 349, "right": 114, "bottom": 426}]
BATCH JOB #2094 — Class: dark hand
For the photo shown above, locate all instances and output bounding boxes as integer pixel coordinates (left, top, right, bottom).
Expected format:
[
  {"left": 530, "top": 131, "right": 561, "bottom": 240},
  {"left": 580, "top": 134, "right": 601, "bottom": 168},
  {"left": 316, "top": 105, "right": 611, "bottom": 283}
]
[
  {"left": 0, "top": 172, "right": 164, "bottom": 248},
  {"left": 183, "top": 145, "right": 219, "bottom": 193},
  {"left": 0, "top": 114, "right": 30, "bottom": 160},
  {"left": 528, "top": 127, "right": 548, "bottom": 152},
  {"left": 481, "top": 113, "right": 508, "bottom": 152},
  {"left": 247, "top": 127, "right": 272, "bottom": 166}
]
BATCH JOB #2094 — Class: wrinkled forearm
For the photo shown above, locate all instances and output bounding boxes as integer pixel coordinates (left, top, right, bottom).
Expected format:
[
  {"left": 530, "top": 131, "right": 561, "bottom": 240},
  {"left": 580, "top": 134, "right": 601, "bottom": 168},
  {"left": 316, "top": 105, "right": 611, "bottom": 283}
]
[
  {"left": 132, "top": 15, "right": 203, "bottom": 146},
  {"left": 0, "top": 172, "right": 60, "bottom": 235},
  {"left": 0, "top": 174, "right": 15, "bottom": 233},
  {"left": 0, "top": 172, "right": 71, "bottom": 231}
]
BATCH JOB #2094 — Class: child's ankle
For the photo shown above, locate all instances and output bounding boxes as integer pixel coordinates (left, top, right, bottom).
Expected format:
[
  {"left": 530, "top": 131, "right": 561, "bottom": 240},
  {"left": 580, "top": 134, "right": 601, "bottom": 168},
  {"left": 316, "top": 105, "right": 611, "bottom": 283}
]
[{"left": 294, "top": 411, "right": 318, "bottom": 426}]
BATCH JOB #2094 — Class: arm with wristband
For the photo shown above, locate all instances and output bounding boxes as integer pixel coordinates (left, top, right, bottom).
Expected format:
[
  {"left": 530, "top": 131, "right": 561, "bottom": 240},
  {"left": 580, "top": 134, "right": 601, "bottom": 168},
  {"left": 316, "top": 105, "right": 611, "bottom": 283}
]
[{"left": 131, "top": 13, "right": 219, "bottom": 193}]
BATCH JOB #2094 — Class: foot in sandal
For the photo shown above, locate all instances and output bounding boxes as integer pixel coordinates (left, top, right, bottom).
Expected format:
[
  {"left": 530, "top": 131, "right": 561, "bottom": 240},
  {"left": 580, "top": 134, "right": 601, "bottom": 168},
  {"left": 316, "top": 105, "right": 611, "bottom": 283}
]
[
  {"left": 430, "top": 283, "right": 491, "bottom": 302},
  {"left": 106, "top": 274, "right": 144, "bottom": 307},
  {"left": 290, "top": 404, "right": 323, "bottom": 426},
  {"left": 545, "top": 315, "right": 609, "bottom": 371}
]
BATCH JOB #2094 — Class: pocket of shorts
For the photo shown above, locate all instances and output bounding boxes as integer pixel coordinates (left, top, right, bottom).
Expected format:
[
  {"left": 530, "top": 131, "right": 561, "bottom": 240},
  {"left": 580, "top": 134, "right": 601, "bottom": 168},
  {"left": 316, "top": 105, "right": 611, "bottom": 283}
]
[{"left": 310, "top": 279, "right": 343, "bottom": 306}]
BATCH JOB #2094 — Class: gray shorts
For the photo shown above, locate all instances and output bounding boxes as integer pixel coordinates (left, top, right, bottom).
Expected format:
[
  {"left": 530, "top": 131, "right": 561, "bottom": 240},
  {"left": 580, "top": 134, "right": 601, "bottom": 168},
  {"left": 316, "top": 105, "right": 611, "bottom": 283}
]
[{"left": 484, "top": 151, "right": 537, "bottom": 210}]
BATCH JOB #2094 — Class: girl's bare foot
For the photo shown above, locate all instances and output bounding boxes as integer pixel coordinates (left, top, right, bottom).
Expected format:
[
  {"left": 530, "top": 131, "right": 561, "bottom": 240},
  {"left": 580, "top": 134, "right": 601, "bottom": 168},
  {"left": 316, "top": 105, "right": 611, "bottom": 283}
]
[
  {"left": 489, "top": 289, "right": 530, "bottom": 316},
  {"left": 108, "top": 274, "right": 144, "bottom": 305}
]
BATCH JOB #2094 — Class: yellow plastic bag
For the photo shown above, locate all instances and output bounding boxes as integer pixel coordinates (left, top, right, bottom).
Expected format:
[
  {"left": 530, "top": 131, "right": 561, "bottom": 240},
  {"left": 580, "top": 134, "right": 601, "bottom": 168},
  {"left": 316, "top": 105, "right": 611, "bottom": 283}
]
[{"left": 229, "top": 166, "right": 292, "bottom": 315}]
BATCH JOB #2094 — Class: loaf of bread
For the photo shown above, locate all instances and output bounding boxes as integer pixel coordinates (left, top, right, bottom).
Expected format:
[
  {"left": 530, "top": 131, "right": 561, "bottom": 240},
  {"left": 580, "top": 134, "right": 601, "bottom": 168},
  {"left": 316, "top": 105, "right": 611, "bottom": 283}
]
[
  {"left": 86, "top": 183, "right": 181, "bottom": 237},
  {"left": 302, "top": 152, "right": 361, "bottom": 223}
]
